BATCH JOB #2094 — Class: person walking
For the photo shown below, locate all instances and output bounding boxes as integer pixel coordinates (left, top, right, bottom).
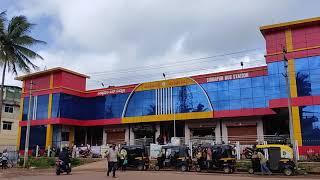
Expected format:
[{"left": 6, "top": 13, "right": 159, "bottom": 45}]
[
  {"left": 106, "top": 144, "right": 119, "bottom": 178},
  {"left": 119, "top": 147, "right": 128, "bottom": 171},
  {"left": 256, "top": 151, "right": 272, "bottom": 175},
  {"left": 206, "top": 147, "right": 212, "bottom": 169}
]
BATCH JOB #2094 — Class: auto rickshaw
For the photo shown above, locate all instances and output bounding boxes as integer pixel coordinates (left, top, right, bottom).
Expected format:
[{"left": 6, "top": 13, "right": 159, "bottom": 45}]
[
  {"left": 154, "top": 145, "right": 192, "bottom": 172},
  {"left": 194, "top": 144, "right": 236, "bottom": 173},
  {"left": 248, "top": 144, "right": 296, "bottom": 176},
  {"left": 120, "top": 145, "right": 149, "bottom": 171}
]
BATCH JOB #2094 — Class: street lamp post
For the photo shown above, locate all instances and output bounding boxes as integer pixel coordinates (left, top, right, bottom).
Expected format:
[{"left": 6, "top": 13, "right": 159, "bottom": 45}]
[
  {"left": 282, "top": 48, "right": 298, "bottom": 163},
  {"left": 23, "top": 80, "right": 33, "bottom": 168},
  {"left": 173, "top": 96, "right": 176, "bottom": 138}
]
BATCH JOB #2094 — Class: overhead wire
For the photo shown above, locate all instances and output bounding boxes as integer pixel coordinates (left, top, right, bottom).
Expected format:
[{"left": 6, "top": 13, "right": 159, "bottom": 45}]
[
  {"left": 87, "top": 48, "right": 264, "bottom": 76},
  {"left": 85, "top": 47, "right": 268, "bottom": 88},
  {"left": 87, "top": 58, "right": 266, "bottom": 88}
]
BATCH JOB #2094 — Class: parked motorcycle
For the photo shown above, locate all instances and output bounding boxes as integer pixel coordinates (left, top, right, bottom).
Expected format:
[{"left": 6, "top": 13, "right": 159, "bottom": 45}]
[
  {"left": 0, "top": 152, "right": 12, "bottom": 169},
  {"left": 55, "top": 159, "right": 71, "bottom": 175}
]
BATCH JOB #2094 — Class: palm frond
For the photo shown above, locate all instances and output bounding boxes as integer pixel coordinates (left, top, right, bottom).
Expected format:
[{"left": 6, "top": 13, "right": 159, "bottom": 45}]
[
  {"left": 8, "top": 15, "right": 34, "bottom": 39},
  {"left": 15, "top": 45, "right": 44, "bottom": 60},
  {"left": 16, "top": 50, "right": 39, "bottom": 70},
  {"left": 13, "top": 35, "right": 46, "bottom": 46},
  {"left": 8, "top": 51, "right": 31, "bottom": 75},
  {"left": 1, "top": 13, "right": 45, "bottom": 76},
  {"left": 0, "top": 11, "right": 6, "bottom": 34}
]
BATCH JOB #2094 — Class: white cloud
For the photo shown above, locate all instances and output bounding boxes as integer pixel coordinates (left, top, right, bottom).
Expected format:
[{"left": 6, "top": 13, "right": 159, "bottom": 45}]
[{"left": 4, "top": 0, "right": 320, "bottom": 88}]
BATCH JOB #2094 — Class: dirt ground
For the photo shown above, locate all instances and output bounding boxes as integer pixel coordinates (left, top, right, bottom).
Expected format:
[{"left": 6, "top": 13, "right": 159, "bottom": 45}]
[
  {"left": 1, "top": 168, "right": 320, "bottom": 180},
  {"left": 1, "top": 160, "right": 319, "bottom": 180}
]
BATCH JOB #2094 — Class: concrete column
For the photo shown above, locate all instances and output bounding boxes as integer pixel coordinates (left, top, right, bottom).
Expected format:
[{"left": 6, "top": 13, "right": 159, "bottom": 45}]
[
  {"left": 257, "top": 119, "right": 264, "bottom": 143},
  {"left": 221, "top": 121, "right": 228, "bottom": 144},
  {"left": 84, "top": 128, "right": 88, "bottom": 145},
  {"left": 155, "top": 123, "right": 160, "bottom": 143},
  {"left": 102, "top": 127, "right": 107, "bottom": 145},
  {"left": 129, "top": 125, "right": 135, "bottom": 145},
  {"left": 215, "top": 122, "right": 221, "bottom": 144},
  {"left": 184, "top": 123, "right": 190, "bottom": 145},
  {"left": 125, "top": 126, "right": 130, "bottom": 145}
]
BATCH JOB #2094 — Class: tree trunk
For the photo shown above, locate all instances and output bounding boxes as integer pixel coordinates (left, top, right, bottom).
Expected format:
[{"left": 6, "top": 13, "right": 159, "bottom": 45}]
[{"left": 0, "top": 60, "right": 7, "bottom": 133}]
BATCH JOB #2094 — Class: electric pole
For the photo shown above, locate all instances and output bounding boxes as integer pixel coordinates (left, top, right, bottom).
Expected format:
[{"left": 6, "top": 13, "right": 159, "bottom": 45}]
[
  {"left": 282, "top": 48, "right": 298, "bottom": 163},
  {"left": 23, "top": 80, "right": 33, "bottom": 168}
]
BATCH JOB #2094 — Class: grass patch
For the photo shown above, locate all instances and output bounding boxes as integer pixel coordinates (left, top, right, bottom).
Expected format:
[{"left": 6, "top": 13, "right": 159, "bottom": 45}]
[{"left": 18, "top": 157, "right": 87, "bottom": 168}]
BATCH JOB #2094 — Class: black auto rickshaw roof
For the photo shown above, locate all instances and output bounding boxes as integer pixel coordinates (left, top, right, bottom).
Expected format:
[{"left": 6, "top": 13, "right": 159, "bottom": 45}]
[
  {"left": 161, "top": 145, "right": 189, "bottom": 150},
  {"left": 121, "top": 145, "right": 145, "bottom": 149}
]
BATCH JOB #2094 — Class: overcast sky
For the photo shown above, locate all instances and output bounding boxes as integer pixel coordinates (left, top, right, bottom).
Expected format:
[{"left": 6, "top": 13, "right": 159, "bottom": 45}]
[{"left": 1, "top": 0, "right": 320, "bottom": 89}]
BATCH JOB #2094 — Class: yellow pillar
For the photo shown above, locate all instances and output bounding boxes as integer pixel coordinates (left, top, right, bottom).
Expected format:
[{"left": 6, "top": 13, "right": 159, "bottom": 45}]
[
  {"left": 45, "top": 124, "right": 53, "bottom": 149},
  {"left": 69, "top": 127, "right": 75, "bottom": 147},
  {"left": 45, "top": 74, "right": 54, "bottom": 149},
  {"left": 285, "top": 29, "right": 303, "bottom": 146}
]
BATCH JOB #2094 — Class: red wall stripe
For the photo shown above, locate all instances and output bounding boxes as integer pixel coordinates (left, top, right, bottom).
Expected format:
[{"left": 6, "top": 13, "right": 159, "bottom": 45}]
[{"left": 19, "top": 118, "right": 122, "bottom": 126}]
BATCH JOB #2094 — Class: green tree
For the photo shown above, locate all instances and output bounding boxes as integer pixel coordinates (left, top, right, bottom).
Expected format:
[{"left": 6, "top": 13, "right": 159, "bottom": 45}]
[{"left": 0, "top": 11, "right": 45, "bottom": 131}]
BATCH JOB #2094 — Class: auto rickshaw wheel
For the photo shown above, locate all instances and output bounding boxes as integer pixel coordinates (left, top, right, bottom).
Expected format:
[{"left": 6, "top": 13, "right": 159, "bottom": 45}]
[
  {"left": 283, "top": 168, "right": 293, "bottom": 176},
  {"left": 137, "top": 164, "right": 144, "bottom": 171},
  {"left": 248, "top": 168, "right": 254, "bottom": 174},
  {"left": 56, "top": 170, "right": 61, "bottom": 176},
  {"left": 223, "top": 166, "right": 231, "bottom": 174},
  {"left": 180, "top": 165, "right": 188, "bottom": 172},
  {"left": 195, "top": 165, "right": 201, "bottom": 172},
  {"left": 154, "top": 165, "right": 160, "bottom": 171}
]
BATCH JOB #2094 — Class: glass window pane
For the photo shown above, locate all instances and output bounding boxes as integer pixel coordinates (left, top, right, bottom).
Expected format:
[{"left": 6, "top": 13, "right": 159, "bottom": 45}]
[
  {"left": 252, "top": 87, "right": 265, "bottom": 98},
  {"left": 230, "top": 100, "right": 241, "bottom": 110},
  {"left": 310, "top": 69, "right": 320, "bottom": 83},
  {"left": 267, "top": 62, "right": 278, "bottom": 75},
  {"left": 296, "top": 70, "right": 311, "bottom": 97},
  {"left": 277, "top": 61, "right": 286, "bottom": 74},
  {"left": 295, "top": 57, "right": 309, "bottom": 72},
  {"left": 252, "top": 76, "right": 264, "bottom": 87},
  {"left": 207, "top": 82, "right": 218, "bottom": 91},
  {"left": 239, "top": 78, "right": 252, "bottom": 88},
  {"left": 218, "top": 90, "right": 229, "bottom": 101},
  {"left": 217, "top": 101, "right": 229, "bottom": 110},
  {"left": 228, "top": 79, "right": 240, "bottom": 90},
  {"left": 208, "top": 91, "right": 218, "bottom": 102},
  {"left": 253, "top": 98, "right": 266, "bottom": 108},
  {"left": 241, "top": 99, "right": 253, "bottom": 109},
  {"left": 218, "top": 81, "right": 228, "bottom": 91},
  {"left": 308, "top": 56, "right": 320, "bottom": 70},
  {"left": 240, "top": 88, "right": 252, "bottom": 99},
  {"left": 268, "top": 75, "right": 280, "bottom": 87},
  {"left": 229, "top": 89, "right": 240, "bottom": 100},
  {"left": 36, "top": 95, "right": 49, "bottom": 120}
]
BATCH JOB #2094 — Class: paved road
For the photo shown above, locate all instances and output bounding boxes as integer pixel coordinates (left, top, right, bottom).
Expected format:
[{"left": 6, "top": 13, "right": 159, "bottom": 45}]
[{"left": 1, "top": 170, "right": 319, "bottom": 180}]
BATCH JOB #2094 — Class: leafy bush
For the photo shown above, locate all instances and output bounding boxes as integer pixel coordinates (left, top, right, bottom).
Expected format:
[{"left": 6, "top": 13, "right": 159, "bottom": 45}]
[{"left": 18, "top": 157, "right": 84, "bottom": 168}]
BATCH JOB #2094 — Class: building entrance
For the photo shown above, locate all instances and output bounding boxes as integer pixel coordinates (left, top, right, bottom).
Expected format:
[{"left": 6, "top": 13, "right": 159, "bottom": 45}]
[
  {"left": 74, "top": 127, "right": 103, "bottom": 146},
  {"left": 160, "top": 121, "right": 185, "bottom": 143}
]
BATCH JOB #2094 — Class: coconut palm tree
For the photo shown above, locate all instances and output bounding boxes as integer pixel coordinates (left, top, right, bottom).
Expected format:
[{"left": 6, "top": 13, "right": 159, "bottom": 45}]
[{"left": 0, "top": 11, "right": 45, "bottom": 131}]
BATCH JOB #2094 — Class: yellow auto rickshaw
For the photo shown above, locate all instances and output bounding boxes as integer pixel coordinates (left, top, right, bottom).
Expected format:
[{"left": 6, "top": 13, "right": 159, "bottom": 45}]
[{"left": 248, "top": 144, "right": 296, "bottom": 176}]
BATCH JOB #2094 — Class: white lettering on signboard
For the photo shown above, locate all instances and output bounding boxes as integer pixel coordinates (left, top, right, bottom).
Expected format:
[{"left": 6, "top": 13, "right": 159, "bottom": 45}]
[
  {"left": 206, "top": 72, "right": 249, "bottom": 82},
  {"left": 97, "top": 89, "right": 125, "bottom": 96}
]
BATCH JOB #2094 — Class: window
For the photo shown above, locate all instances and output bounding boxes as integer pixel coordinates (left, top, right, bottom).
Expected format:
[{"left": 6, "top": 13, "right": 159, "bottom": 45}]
[
  {"left": 294, "top": 56, "right": 320, "bottom": 97},
  {"left": 4, "top": 105, "right": 13, "bottom": 113},
  {"left": 61, "top": 132, "right": 70, "bottom": 141},
  {"left": 36, "top": 95, "right": 49, "bottom": 120},
  {"left": 2, "top": 121, "right": 12, "bottom": 130}
]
